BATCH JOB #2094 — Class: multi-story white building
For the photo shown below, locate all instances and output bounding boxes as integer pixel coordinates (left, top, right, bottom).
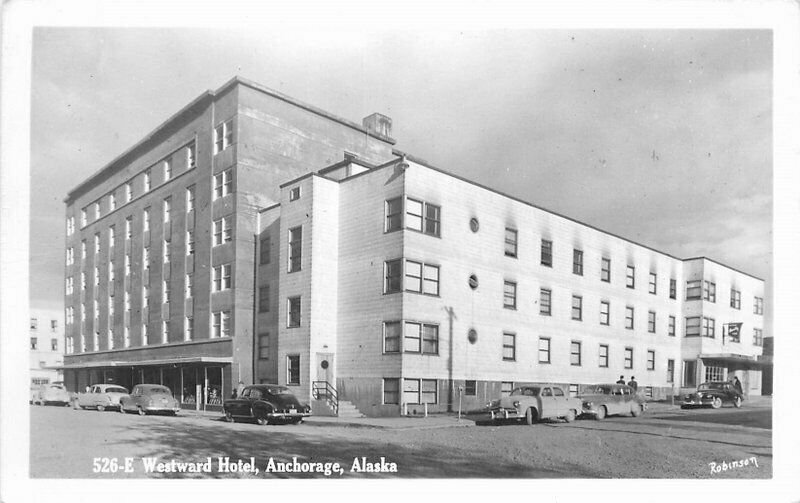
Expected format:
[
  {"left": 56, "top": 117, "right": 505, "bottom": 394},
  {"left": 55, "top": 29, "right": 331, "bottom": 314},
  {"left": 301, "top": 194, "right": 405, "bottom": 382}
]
[{"left": 29, "top": 309, "right": 64, "bottom": 388}]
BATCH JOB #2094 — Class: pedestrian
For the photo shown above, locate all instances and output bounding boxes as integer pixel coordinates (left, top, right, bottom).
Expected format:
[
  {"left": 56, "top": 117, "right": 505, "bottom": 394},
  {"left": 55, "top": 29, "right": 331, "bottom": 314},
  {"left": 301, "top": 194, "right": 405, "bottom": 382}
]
[
  {"left": 616, "top": 375, "right": 626, "bottom": 385},
  {"left": 627, "top": 376, "right": 638, "bottom": 391},
  {"left": 236, "top": 380, "right": 245, "bottom": 397},
  {"left": 733, "top": 376, "right": 743, "bottom": 394}
]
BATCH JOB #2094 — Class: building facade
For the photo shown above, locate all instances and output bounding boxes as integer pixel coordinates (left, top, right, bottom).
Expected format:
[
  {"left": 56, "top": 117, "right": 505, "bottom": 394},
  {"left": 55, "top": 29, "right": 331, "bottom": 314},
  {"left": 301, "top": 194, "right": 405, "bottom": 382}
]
[
  {"left": 63, "top": 76, "right": 767, "bottom": 416},
  {"left": 30, "top": 309, "right": 64, "bottom": 388}
]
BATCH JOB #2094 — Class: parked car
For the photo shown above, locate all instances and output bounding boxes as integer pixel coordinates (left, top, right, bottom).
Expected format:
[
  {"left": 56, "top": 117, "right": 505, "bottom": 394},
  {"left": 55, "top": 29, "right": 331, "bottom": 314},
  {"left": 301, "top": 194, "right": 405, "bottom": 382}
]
[
  {"left": 487, "top": 384, "right": 582, "bottom": 424},
  {"left": 75, "top": 384, "right": 129, "bottom": 411},
  {"left": 31, "top": 383, "right": 71, "bottom": 406},
  {"left": 682, "top": 381, "right": 743, "bottom": 409},
  {"left": 579, "top": 384, "right": 647, "bottom": 420},
  {"left": 119, "top": 384, "right": 180, "bottom": 416},
  {"left": 223, "top": 384, "right": 311, "bottom": 425}
]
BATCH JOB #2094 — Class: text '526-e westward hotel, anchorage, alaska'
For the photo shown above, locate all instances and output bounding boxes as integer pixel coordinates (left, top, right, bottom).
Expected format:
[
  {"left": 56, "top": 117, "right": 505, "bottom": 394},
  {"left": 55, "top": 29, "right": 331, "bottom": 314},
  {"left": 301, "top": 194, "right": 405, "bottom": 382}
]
[{"left": 61, "top": 76, "right": 767, "bottom": 417}]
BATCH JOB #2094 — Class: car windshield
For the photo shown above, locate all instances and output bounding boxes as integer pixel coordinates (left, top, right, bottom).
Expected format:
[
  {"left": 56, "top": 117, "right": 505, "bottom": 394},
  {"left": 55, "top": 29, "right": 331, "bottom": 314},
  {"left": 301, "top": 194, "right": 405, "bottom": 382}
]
[
  {"left": 145, "top": 387, "right": 170, "bottom": 395},
  {"left": 510, "top": 387, "right": 540, "bottom": 396},
  {"left": 587, "top": 386, "right": 613, "bottom": 395},
  {"left": 49, "top": 385, "right": 65, "bottom": 390},
  {"left": 265, "top": 386, "right": 292, "bottom": 395},
  {"left": 698, "top": 383, "right": 724, "bottom": 391},
  {"left": 105, "top": 387, "right": 127, "bottom": 394}
]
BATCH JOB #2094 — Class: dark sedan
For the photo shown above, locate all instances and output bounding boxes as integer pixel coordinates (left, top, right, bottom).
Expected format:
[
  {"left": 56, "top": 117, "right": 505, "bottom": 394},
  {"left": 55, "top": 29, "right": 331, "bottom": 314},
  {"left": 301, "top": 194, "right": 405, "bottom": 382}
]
[
  {"left": 682, "top": 381, "right": 743, "bottom": 409},
  {"left": 223, "top": 384, "right": 311, "bottom": 425}
]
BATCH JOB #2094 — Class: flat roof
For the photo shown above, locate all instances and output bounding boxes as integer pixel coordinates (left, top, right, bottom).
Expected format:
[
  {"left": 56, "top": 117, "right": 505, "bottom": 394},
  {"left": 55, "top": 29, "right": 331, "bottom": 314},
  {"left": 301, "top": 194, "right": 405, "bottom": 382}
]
[{"left": 52, "top": 356, "right": 232, "bottom": 369}]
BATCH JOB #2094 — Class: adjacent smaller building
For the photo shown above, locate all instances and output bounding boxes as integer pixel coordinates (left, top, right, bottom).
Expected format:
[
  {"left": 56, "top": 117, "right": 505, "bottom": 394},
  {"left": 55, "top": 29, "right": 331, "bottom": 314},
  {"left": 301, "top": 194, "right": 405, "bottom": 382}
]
[{"left": 30, "top": 308, "right": 64, "bottom": 388}]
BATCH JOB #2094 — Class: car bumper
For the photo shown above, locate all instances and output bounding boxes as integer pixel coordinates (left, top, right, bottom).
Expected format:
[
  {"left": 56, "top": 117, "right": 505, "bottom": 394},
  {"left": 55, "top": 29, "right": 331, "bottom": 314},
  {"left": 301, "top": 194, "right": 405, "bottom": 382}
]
[
  {"left": 266, "top": 411, "right": 311, "bottom": 419},
  {"left": 681, "top": 399, "right": 712, "bottom": 407},
  {"left": 488, "top": 408, "right": 521, "bottom": 420},
  {"left": 143, "top": 406, "right": 180, "bottom": 413}
]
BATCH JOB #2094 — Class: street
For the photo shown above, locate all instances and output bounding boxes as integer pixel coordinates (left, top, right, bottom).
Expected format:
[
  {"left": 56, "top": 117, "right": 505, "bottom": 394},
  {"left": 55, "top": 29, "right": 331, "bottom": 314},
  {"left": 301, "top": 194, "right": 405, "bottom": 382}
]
[{"left": 30, "top": 402, "right": 771, "bottom": 479}]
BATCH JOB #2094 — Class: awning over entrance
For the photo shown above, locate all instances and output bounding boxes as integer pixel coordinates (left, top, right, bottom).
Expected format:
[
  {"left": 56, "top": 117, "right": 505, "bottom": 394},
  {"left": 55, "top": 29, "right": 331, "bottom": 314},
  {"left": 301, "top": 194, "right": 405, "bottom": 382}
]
[
  {"left": 700, "top": 353, "right": 771, "bottom": 369},
  {"left": 53, "top": 356, "right": 233, "bottom": 370}
]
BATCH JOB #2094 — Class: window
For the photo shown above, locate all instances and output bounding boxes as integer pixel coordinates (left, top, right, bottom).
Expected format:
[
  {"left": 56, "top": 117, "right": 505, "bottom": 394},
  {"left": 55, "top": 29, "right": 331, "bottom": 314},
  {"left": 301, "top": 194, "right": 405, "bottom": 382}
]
[
  {"left": 124, "top": 291, "right": 130, "bottom": 311},
  {"left": 109, "top": 226, "right": 115, "bottom": 249},
  {"left": 81, "top": 240, "right": 87, "bottom": 259},
  {"left": 404, "top": 260, "right": 440, "bottom": 295},
  {"left": 503, "top": 281, "right": 517, "bottom": 309},
  {"left": 649, "top": 272, "right": 657, "bottom": 294},
  {"left": 753, "top": 328, "right": 763, "bottom": 346},
  {"left": 162, "top": 320, "right": 170, "bottom": 344},
  {"left": 403, "top": 322, "right": 439, "bottom": 354},
  {"left": 125, "top": 217, "right": 132, "bottom": 240},
  {"left": 186, "top": 142, "right": 196, "bottom": 169},
  {"left": 184, "top": 316, "right": 193, "bottom": 341},
  {"left": 754, "top": 297, "right": 764, "bottom": 315},
  {"left": 142, "top": 323, "right": 149, "bottom": 345},
  {"left": 730, "top": 289, "right": 741, "bottom": 309},
  {"left": 705, "top": 365, "right": 725, "bottom": 382},
  {"left": 144, "top": 170, "right": 151, "bottom": 192},
  {"left": 647, "top": 350, "right": 655, "bottom": 370},
  {"left": 504, "top": 228, "right": 518, "bottom": 257},
  {"left": 66, "top": 307, "right": 73, "bottom": 325},
  {"left": 538, "top": 337, "right": 551, "bottom": 363},
  {"left": 685, "top": 316, "right": 701, "bottom": 337},
  {"left": 683, "top": 360, "right": 697, "bottom": 387},
  {"left": 669, "top": 278, "right": 676, "bottom": 299},
  {"left": 185, "top": 274, "right": 194, "bottom": 298},
  {"left": 81, "top": 208, "right": 87, "bottom": 226},
  {"left": 186, "top": 230, "right": 195, "bottom": 255},
  {"left": 214, "top": 119, "right": 233, "bottom": 154},
  {"left": 540, "top": 239, "right": 553, "bottom": 267},
  {"left": 213, "top": 216, "right": 234, "bottom": 246},
  {"left": 600, "top": 300, "right": 610, "bottom": 326},
  {"left": 624, "top": 347, "right": 633, "bottom": 369},
  {"left": 422, "top": 324, "right": 439, "bottom": 354},
  {"left": 686, "top": 280, "right": 701, "bottom": 300},
  {"left": 94, "top": 202, "right": 101, "bottom": 220},
  {"left": 403, "top": 378, "right": 437, "bottom": 404},
  {"left": 260, "top": 236, "right": 271, "bottom": 265},
  {"left": 502, "top": 332, "right": 516, "bottom": 361},
  {"left": 162, "top": 198, "right": 171, "bottom": 224},
  {"left": 289, "top": 186, "right": 301, "bottom": 201},
  {"left": 648, "top": 311, "right": 656, "bottom": 333},
  {"left": 212, "top": 311, "right": 231, "bottom": 338},
  {"left": 599, "top": 344, "right": 609, "bottom": 368},
  {"left": 463, "top": 380, "right": 477, "bottom": 396},
  {"left": 288, "top": 226, "right": 302, "bottom": 272},
  {"left": 570, "top": 341, "right": 582, "bottom": 366},
  {"left": 287, "top": 355, "right": 300, "bottom": 385},
  {"left": 66, "top": 277, "right": 73, "bottom": 295},
  {"left": 143, "top": 247, "right": 150, "bottom": 273},
  {"left": 703, "top": 281, "right": 716, "bottom": 302},
  {"left": 385, "top": 197, "right": 402, "bottom": 232},
  {"left": 539, "top": 288, "right": 552, "bottom": 316},
  {"left": 424, "top": 203, "right": 441, "bottom": 237},
  {"left": 30, "top": 337, "right": 38, "bottom": 350},
  {"left": 625, "top": 306, "right": 634, "bottom": 330},
  {"left": 573, "top": 249, "right": 583, "bottom": 275},
  {"left": 143, "top": 285, "right": 150, "bottom": 308},
  {"left": 94, "top": 266, "right": 99, "bottom": 286},
  {"left": 258, "top": 286, "right": 270, "bottom": 313},
  {"left": 124, "top": 326, "right": 130, "bottom": 348},
  {"left": 501, "top": 382, "right": 513, "bottom": 396},
  {"left": 383, "top": 378, "right": 400, "bottom": 404},
  {"left": 571, "top": 295, "right": 583, "bottom": 321},
  {"left": 51, "top": 338, "right": 58, "bottom": 351},
  {"left": 287, "top": 296, "right": 301, "bottom": 328},
  {"left": 601, "top": 257, "right": 611, "bottom": 282},
  {"left": 66, "top": 247, "right": 73, "bottom": 265},
  {"left": 422, "top": 264, "right": 440, "bottom": 296},
  {"left": 667, "top": 359, "right": 675, "bottom": 383},
  {"left": 66, "top": 216, "right": 74, "bottom": 235},
  {"left": 80, "top": 272, "right": 86, "bottom": 290},
  {"left": 668, "top": 315, "right": 676, "bottom": 337},
  {"left": 383, "top": 321, "right": 401, "bottom": 353},
  {"left": 143, "top": 207, "right": 151, "bottom": 232},
  {"left": 384, "top": 259, "right": 401, "bottom": 294},
  {"left": 212, "top": 264, "right": 232, "bottom": 291},
  {"left": 186, "top": 186, "right": 195, "bottom": 212},
  {"left": 213, "top": 169, "right": 233, "bottom": 199},
  {"left": 626, "top": 265, "right": 635, "bottom": 289},
  {"left": 406, "top": 198, "right": 423, "bottom": 231},
  {"left": 163, "top": 279, "right": 171, "bottom": 304},
  {"left": 258, "top": 333, "right": 270, "bottom": 359},
  {"left": 164, "top": 158, "right": 172, "bottom": 181},
  {"left": 163, "top": 239, "right": 171, "bottom": 263},
  {"left": 702, "top": 317, "right": 715, "bottom": 338},
  {"left": 125, "top": 182, "right": 133, "bottom": 202},
  {"left": 109, "top": 192, "right": 116, "bottom": 211}
]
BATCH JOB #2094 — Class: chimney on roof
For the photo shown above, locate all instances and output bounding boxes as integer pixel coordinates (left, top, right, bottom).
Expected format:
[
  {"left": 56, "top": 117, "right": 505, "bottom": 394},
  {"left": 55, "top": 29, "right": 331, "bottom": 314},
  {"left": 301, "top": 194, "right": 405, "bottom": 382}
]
[{"left": 362, "top": 113, "right": 392, "bottom": 139}]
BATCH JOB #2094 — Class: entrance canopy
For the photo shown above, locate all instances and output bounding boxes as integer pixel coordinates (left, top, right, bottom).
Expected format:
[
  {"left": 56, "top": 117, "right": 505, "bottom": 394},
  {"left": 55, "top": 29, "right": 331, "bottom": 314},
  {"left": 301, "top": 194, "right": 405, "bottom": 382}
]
[
  {"left": 53, "top": 356, "right": 232, "bottom": 370},
  {"left": 700, "top": 353, "right": 770, "bottom": 369}
]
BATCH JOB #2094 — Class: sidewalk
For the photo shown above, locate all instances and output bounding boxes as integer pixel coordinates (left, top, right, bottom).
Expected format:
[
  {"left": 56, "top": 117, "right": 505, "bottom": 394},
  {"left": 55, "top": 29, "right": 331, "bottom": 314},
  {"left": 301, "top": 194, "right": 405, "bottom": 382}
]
[{"left": 305, "top": 413, "right": 475, "bottom": 430}]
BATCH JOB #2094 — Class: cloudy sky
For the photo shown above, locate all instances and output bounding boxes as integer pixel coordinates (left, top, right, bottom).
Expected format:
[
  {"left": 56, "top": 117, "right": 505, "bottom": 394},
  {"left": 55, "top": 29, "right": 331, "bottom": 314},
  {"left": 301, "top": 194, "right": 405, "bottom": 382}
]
[{"left": 30, "top": 28, "right": 772, "bottom": 326}]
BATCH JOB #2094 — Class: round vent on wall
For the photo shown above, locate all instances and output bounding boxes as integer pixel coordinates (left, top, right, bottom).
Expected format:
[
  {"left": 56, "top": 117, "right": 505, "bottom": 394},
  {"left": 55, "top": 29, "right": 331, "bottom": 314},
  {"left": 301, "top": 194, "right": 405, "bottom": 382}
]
[
  {"left": 468, "top": 274, "right": 479, "bottom": 290},
  {"left": 468, "top": 329, "right": 478, "bottom": 344},
  {"left": 470, "top": 217, "right": 480, "bottom": 233}
]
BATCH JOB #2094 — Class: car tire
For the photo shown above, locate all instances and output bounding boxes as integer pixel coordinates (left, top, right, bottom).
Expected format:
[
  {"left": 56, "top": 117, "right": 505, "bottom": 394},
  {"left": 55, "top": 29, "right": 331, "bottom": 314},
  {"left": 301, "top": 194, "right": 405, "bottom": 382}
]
[
  {"left": 596, "top": 406, "right": 607, "bottom": 420},
  {"left": 137, "top": 406, "right": 146, "bottom": 416},
  {"left": 224, "top": 411, "right": 234, "bottom": 423},
  {"left": 256, "top": 413, "right": 269, "bottom": 426},
  {"left": 631, "top": 404, "right": 642, "bottom": 417},
  {"left": 525, "top": 407, "right": 537, "bottom": 425},
  {"left": 733, "top": 397, "right": 743, "bottom": 408},
  {"left": 97, "top": 405, "right": 106, "bottom": 412},
  {"left": 564, "top": 409, "right": 576, "bottom": 423},
  {"left": 711, "top": 397, "right": 722, "bottom": 409}
]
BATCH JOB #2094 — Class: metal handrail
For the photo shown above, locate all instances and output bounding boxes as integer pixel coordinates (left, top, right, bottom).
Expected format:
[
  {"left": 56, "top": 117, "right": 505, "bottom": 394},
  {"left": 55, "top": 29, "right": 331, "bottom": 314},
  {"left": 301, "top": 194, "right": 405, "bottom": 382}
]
[{"left": 312, "top": 380, "right": 339, "bottom": 415}]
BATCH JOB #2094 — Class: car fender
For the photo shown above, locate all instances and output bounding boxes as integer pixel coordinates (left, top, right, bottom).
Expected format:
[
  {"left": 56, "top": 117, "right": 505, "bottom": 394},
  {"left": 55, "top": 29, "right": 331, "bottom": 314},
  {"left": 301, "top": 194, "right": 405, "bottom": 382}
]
[{"left": 253, "top": 401, "right": 275, "bottom": 415}]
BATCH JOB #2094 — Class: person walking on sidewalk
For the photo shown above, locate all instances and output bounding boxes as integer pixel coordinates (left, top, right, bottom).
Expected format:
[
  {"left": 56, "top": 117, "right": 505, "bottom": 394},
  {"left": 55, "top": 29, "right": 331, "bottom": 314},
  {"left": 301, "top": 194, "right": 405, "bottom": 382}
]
[
  {"left": 616, "top": 375, "right": 626, "bottom": 385},
  {"left": 627, "top": 376, "right": 638, "bottom": 391}
]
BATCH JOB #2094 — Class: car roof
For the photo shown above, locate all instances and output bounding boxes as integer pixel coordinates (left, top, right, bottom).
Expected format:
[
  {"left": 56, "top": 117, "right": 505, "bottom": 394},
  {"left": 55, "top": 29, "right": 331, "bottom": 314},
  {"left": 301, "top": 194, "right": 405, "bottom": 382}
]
[{"left": 135, "top": 384, "right": 169, "bottom": 390}]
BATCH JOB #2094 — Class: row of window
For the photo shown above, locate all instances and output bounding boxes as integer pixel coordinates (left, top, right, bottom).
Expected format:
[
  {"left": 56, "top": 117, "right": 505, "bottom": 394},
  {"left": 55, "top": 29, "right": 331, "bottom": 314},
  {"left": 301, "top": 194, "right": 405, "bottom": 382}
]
[
  {"left": 29, "top": 318, "right": 58, "bottom": 331},
  {"left": 30, "top": 337, "right": 59, "bottom": 351}
]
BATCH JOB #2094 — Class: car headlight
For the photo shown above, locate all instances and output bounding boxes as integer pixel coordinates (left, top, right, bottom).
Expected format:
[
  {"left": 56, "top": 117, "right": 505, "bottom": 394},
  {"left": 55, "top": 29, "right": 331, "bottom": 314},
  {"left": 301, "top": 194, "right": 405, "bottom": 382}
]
[
  {"left": 512, "top": 401, "right": 520, "bottom": 408},
  {"left": 583, "top": 401, "right": 593, "bottom": 409}
]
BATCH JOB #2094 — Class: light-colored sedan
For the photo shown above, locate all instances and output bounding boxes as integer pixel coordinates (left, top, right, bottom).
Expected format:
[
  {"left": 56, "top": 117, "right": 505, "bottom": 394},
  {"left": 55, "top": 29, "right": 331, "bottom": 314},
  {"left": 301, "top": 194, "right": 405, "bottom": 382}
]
[
  {"left": 75, "top": 384, "right": 129, "bottom": 411},
  {"left": 119, "top": 384, "right": 180, "bottom": 416},
  {"left": 579, "top": 384, "right": 647, "bottom": 420},
  {"left": 487, "top": 384, "right": 582, "bottom": 424},
  {"left": 31, "top": 384, "right": 71, "bottom": 406}
]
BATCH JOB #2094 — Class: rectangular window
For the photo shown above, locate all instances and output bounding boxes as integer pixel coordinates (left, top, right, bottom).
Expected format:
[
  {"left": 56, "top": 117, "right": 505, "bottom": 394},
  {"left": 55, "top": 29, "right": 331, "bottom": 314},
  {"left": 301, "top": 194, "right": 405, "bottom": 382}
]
[
  {"left": 422, "top": 324, "right": 439, "bottom": 354},
  {"left": 142, "top": 247, "right": 150, "bottom": 273},
  {"left": 685, "top": 316, "right": 701, "bottom": 337},
  {"left": 142, "top": 323, "right": 149, "bottom": 345},
  {"left": 649, "top": 272, "right": 657, "bottom": 294},
  {"left": 94, "top": 202, "right": 101, "bottom": 220},
  {"left": 403, "top": 322, "right": 421, "bottom": 353},
  {"left": 667, "top": 359, "right": 675, "bottom": 383},
  {"left": 405, "top": 198, "right": 423, "bottom": 231},
  {"left": 213, "top": 216, "right": 234, "bottom": 246},
  {"left": 258, "top": 333, "right": 270, "bottom": 359},
  {"left": 754, "top": 297, "right": 764, "bottom": 315},
  {"left": 212, "top": 264, "right": 232, "bottom": 291},
  {"left": 287, "top": 296, "right": 301, "bottom": 328},
  {"left": 186, "top": 186, "right": 195, "bottom": 212},
  {"left": 573, "top": 249, "right": 583, "bottom": 275},
  {"left": 30, "top": 337, "right": 38, "bottom": 350},
  {"left": 383, "top": 378, "right": 400, "bottom": 404},
  {"left": 383, "top": 321, "right": 401, "bottom": 353},
  {"left": 668, "top": 315, "right": 676, "bottom": 337},
  {"left": 164, "top": 158, "right": 172, "bottom": 181},
  {"left": 539, "top": 288, "right": 552, "bottom": 316},
  {"left": 501, "top": 382, "right": 513, "bottom": 396},
  {"left": 422, "top": 264, "right": 440, "bottom": 296},
  {"left": 570, "top": 341, "right": 582, "bottom": 366},
  {"left": 81, "top": 208, "right": 87, "bottom": 227},
  {"left": 125, "top": 182, "right": 133, "bottom": 202},
  {"left": 504, "top": 228, "right": 518, "bottom": 257},
  {"left": 424, "top": 203, "right": 441, "bottom": 237},
  {"left": 163, "top": 239, "right": 171, "bottom": 263},
  {"left": 647, "top": 350, "right": 655, "bottom": 370},
  {"left": 258, "top": 286, "right": 270, "bottom": 313},
  {"left": 51, "top": 338, "right": 58, "bottom": 351},
  {"left": 683, "top": 360, "right": 697, "bottom": 387},
  {"left": 385, "top": 197, "right": 402, "bottom": 232},
  {"left": 540, "top": 239, "right": 553, "bottom": 267},
  {"left": 625, "top": 306, "right": 634, "bottom": 330},
  {"left": 288, "top": 226, "right": 302, "bottom": 272},
  {"left": 601, "top": 257, "right": 611, "bottom": 282},
  {"left": 626, "top": 265, "right": 635, "bottom": 289},
  {"left": 702, "top": 317, "right": 715, "bottom": 338},
  {"left": 600, "top": 300, "right": 610, "bottom": 326},
  {"left": 186, "top": 143, "right": 196, "bottom": 169},
  {"left": 213, "top": 169, "right": 233, "bottom": 199},
  {"left": 67, "top": 216, "right": 74, "bottom": 235},
  {"left": 184, "top": 316, "right": 193, "bottom": 341},
  {"left": 384, "top": 259, "right": 401, "bottom": 294},
  {"left": 287, "top": 355, "right": 300, "bottom": 385},
  {"left": 289, "top": 186, "right": 301, "bottom": 201},
  {"left": 260, "top": 236, "right": 271, "bottom": 265},
  {"left": 705, "top": 365, "right": 725, "bottom": 382},
  {"left": 142, "top": 285, "right": 149, "bottom": 308},
  {"left": 730, "top": 289, "right": 741, "bottom": 309},
  {"left": 669, "top": 278, "right": 676, "bottom": 299},
  {"left": 186, "top": 230, "right": 195, "bottom": 255},
  {"left": 94, "top": 233, "right": 100, "bottom": 254},
  {"left": 753, "top": 328, "right": 763, "bottom": 346},
  {"left": 648, "top": 311, "right": 656, "bottom": 333},
  {"left": 599, "top": 344, "right": 609, "bottom": 368},
  {"left": 185, "top": 274, "right": 194, "bottom": 298},
  {"left": 81, "top": 240, "right": 87, "bottom": 259},
  {"left": 144, "top": 169, "right": 151, "bottom": 192},
  {"left": 538, "top": 337, "right": 551, "bottom": 363},
  {"left": 703, "top": 281, "right": 716, "bottom": 302},
  {"left": 464, "top": 380, "right": 477, "bottom": 396},
  {"left": 502, "top": 332, "right": 516, "bottom": 361},
  {"left": 686, "top": 280, "right": 701, "bottom": 300},
  {"left": 143, "top": 207, "right": 150, "bottom": 231},
  {"left": 214, "top": 119, "right": 233, "bottom": 153},
  {"left": 109, "top": 225, "right": 115, "bottom": 249},
  {"left": 162, "top": 320, "right": 170, "bottom": 344},
  {"left": 163, "top": 197, "right": 171, "bottom": 223},
  {"left": 109, "top": 192, "right": 116, "bottom": 211},
  {"left": 421, "top": 379, "right": 438, "bottom": 404},
  {"left": 503, "top": 281, "right": 517, "bottom": 309},
  {"left": 624, "top": 347, "right": 633, "bottom": 369},
  {"left": 211, "top": 311, "right": 231, "bottom": 338},
  {"left": 571, "top": 295, "right": 583, "bottom": 321}
]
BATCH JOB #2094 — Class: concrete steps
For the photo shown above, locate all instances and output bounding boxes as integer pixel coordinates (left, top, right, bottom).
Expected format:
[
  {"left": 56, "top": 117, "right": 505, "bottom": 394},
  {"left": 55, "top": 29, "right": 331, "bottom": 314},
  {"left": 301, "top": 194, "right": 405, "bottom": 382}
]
[
  {"left": 337, "top": 400, "right": 365, "bottom": 418},
  {"left": 311, "top": 398, "right": 364, "bottom": 418}
]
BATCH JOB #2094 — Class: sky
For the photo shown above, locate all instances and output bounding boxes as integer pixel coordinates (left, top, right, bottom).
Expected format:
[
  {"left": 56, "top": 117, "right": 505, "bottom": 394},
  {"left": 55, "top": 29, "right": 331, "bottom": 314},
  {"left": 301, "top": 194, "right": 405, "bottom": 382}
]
[{"left": 29, "top": 28, "right": 772, "bottom": 329}]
